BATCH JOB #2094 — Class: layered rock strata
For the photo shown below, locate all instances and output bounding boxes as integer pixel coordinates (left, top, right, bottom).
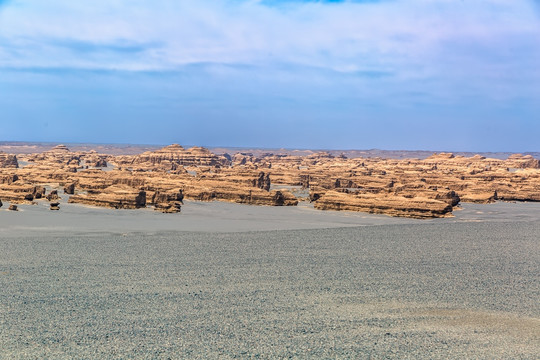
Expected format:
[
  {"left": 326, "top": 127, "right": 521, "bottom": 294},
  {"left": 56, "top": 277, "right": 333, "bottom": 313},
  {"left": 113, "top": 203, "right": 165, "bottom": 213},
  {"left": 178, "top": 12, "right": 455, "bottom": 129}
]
[
  {"left": 2, "top": 144, "right": 539, "bottom": 218},
  {"left": 68, "top": 186, "right": 146, "bottom": 209},
  {"left": 114, "top": 144, "right": 230, "bottom": 171},
  {"left": 151, "top": 190, "right": 183, "bottom": 213},
  {"left": 0, "top": 153, "right": 18, "bottom": 168},
  {"left": 314, "top": 191, "right": 453, "bottom": 219}
]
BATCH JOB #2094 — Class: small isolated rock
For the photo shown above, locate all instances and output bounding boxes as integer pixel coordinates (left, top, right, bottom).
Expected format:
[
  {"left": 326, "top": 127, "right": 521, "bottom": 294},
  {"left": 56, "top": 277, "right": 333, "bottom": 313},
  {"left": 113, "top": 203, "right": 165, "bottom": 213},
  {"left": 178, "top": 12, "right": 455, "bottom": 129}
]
[
  {"left": 8, "top": 204, "right": 18, "bottom": 211},
  {"left": 50, "top": 202, "right": 60, "bottom": 210},
  {"left": 154, "top": 202, "right": 181, "bottom": 213}
]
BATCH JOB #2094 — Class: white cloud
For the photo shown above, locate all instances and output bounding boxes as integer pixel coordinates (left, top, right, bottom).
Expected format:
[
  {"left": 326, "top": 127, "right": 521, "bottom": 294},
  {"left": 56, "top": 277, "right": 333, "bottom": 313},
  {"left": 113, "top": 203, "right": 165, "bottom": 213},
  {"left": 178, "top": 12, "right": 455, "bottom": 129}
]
[{"left": 0, "top": 0, "right": 539, "bottom": 100}]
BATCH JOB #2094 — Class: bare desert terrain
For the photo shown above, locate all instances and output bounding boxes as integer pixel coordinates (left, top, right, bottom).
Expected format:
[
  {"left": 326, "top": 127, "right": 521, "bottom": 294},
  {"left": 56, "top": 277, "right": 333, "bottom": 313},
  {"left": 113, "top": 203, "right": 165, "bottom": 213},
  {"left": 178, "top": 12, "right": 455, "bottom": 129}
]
[{"left": 1, "top": 143, "right": 539, "bottom": 358}]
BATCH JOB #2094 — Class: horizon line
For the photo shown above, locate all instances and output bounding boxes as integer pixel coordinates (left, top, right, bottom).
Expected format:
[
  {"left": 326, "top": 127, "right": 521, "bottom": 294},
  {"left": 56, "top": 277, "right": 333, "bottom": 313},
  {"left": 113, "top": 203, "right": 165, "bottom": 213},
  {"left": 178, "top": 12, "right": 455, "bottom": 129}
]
[{"left": 0, "top": 140, "right": 539, "bottom": 155}]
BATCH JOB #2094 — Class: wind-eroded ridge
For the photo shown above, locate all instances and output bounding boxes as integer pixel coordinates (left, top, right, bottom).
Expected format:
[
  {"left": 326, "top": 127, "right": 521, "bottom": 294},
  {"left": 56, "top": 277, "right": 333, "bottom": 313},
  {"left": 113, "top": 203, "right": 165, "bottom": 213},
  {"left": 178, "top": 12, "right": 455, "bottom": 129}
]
[{"left": 1, "top": 144, "right": 539, "bottom": 218}]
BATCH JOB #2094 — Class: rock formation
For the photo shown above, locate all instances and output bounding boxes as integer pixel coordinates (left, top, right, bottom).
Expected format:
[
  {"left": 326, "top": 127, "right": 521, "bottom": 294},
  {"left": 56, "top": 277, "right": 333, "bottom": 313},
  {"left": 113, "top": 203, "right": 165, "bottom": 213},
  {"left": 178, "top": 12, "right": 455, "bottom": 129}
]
[
  {"left": 313, "top": 191, "right": 453, "bottom": 219},
  {"left": 33, "top": 186, "right": 46, "bottom": 199},
  {"left": 255, "top": 172, "right": 271, "bottom": 191},
  {"left": 92, "top": 158, "right": 108, "bottom": 168},
  {"left": 114, "top": 144, "right": 230, "bottom": 171},
  {"left": 0, "top": 181, "right": 39, "bottom": 203},
  {"left": 68, "top": 186, "right": 146, "bottom": 209},
  {"left": 0, "top": 153, "right": 18, "bottom": 168},
  {"left": 151, "top": 190, "right": 183, "bottom": 213},
  {"left": 64, "top": 183, "right": 76, "bottom": 195},
  {"left": 1, "top": 145, "right": 539, "bottom": 218},
  {"left": 1, "top": 174, "right": 19, "bottom": 185},
  {"left": 46, "top": 190, "right": 59, "bottom": 201}
]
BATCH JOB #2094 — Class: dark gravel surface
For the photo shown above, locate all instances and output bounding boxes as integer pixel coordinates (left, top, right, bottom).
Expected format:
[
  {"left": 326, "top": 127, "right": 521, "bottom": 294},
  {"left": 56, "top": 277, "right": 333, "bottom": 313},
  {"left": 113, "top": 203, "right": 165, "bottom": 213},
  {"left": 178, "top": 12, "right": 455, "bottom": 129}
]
[{"left": 1, "top": 220, "right": 539, "bottom": 359}]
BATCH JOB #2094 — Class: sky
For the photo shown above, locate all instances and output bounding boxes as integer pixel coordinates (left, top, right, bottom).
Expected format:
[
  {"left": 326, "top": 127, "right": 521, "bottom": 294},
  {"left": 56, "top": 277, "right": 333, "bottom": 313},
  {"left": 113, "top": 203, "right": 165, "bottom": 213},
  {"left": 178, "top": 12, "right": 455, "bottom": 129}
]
[{"left": 1, "top": 0, "right": 539, "bottom": 151}]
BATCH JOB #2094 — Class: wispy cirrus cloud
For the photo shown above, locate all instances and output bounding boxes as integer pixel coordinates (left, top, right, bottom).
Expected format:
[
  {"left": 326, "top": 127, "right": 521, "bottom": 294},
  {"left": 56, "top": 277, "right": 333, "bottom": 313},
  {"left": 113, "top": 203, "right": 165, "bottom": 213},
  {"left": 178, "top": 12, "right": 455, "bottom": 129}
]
[
  {"left": 1, "top": 0, "right": 539, "bottom": 150},
  {"left": 1, "top": 0, "right": 538, "bottom": 73},
  {"left": 2, "top": 0, "right": 539, "bottom": 101}
]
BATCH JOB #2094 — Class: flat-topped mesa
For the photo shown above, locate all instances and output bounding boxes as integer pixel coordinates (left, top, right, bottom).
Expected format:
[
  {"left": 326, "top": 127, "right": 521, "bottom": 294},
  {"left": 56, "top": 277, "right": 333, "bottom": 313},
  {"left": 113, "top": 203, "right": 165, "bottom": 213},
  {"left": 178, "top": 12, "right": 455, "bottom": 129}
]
[
  {"left": 116, "top": 144, "right": 230, "bottom": 170},
  {"left": 427, "top": 152, "right": 455, "bottom": 160},
  {"left": 506, "top": 154, "right": 540, "bottom": 169},
  {"left": 420, "top": 152, "right": 540, "bottom": 169},
  {"left": 187, "top": 146, "right": 209, "bottom": 154},
  {"left": 459, "top": 190, "right": 498, "bottom": 204},
  {"left": 470, "top": 154, "right": 486, "bottom": 160},
  {"left": 0, "top": 176, "right": 35, "bottom": 205},
  {"left": 257, "top": 154, "right": 304, "bottom": 167},
  {"left": 313, "top": 191, "right": 453, "bottom": 219},
  {"left": 81, "top": 152, "right": 109, "bottom": 168},
  {"left": 68, "top": 185, "right": 146, "bottom": 209},
  {"left": 0, "top": 153, "right": 19, "bottom": 169},
  {"left": 45, "top": 144, "right": 75, "bottom": 160},
  {"left": 507, "top": 153, "right": 527, "bottom": 160},
  {"left": 306, "top": 151, "right": 335, "bottom": 160},
  {"left": 26, "top": 144, "right": 80, "bottom": 166},
  {"left": 183, "top": 181, "right": 298, "bottom": 206},
  {"left": 163, "top": 144, "right": 185, "bottom": 152},
  {"left": 49, "top": 144, "right": 70, "bottom": 153}
]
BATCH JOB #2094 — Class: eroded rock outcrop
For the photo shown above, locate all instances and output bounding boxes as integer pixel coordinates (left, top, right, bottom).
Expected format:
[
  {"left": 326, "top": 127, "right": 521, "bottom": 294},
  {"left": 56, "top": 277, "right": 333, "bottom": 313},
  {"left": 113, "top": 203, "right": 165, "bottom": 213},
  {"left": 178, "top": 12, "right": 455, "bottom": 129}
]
[
  {"left": 255, "top": 172, "right": 271, "bottom": 191},
  {"left": 92, "top": 158, "right": 108, "bottom": 168},
  {"left": 151, "top": 189, "right": 183, "bottom": 213},
  {"left": 68, "top": 185, "right": 146, "bottom": 209},
  {"left": 1, "top": 146, "right": 539, "bottom": 218},
  {"left": 64, "top": 183, "right": 75, "bottom": 195},
  {"left": 313, "top": 191, "right": 453, "bottom": 219},
  {"left": 46, "top": 190, "right": 59, "bottom": 201},
  {"left": 0, "top": 181, "right": 39, "bottom": 203},
  {"left": 33, "top": 186, "right": 46, "bottom": 199},
  {"left": 0, "top": 153, "right": 18, "bottom": 168},
  {"left": 0, "top": 174, "right": 19, "bottom": 185},
  {"left": 115, "top": 144, "right": 230, "bottom": 171}
]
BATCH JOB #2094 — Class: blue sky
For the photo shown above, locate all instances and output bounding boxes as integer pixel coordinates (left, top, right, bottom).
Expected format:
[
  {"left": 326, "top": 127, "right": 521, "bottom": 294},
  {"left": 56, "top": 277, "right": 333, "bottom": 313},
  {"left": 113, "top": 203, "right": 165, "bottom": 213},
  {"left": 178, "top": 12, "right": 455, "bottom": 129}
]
[{"left": 1, "top": 0, "right": 539, "bottom": 151}]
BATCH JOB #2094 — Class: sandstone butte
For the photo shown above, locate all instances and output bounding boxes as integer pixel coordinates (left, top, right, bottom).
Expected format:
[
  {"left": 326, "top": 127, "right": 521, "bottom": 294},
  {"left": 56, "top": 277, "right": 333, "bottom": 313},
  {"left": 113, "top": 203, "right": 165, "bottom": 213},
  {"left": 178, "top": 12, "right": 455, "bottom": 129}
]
[{"left": 1, "top": 144, "right": 539, "bottom": 218}]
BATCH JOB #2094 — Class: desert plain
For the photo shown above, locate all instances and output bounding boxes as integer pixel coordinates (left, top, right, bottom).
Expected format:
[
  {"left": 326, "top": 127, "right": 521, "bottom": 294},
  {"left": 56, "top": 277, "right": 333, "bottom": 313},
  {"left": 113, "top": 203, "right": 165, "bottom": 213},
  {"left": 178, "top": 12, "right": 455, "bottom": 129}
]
[{"left": 0, "top": 143, "right": 539, "bottom": 358}]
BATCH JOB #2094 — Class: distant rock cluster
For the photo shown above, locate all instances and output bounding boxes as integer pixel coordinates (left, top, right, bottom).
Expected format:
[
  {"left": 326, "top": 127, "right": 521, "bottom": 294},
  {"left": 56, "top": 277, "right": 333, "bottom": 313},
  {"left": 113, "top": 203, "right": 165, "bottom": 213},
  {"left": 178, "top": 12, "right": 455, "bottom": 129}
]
[
  {"left": 0, "top": 152, "right": 18, "bottom": 169},
  {"left": 1, "top": 143, "right": 539, "bottom": 218}
]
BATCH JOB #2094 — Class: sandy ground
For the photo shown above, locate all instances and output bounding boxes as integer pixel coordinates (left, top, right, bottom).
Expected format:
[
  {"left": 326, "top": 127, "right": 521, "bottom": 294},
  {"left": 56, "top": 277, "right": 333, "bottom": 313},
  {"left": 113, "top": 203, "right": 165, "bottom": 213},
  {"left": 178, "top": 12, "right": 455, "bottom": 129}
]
[
  {"left": 2, "top": 198, "right": 540, "bottom": 235},
  {"left": 0, "top": 201, "right": 539, "bottom": 358}
]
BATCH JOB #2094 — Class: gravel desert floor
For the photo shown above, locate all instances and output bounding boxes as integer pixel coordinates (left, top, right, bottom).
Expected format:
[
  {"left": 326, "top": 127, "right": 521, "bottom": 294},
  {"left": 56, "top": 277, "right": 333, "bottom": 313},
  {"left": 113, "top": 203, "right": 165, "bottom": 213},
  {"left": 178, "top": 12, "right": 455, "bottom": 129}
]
[{"left": 1, "top": 202, "right": 539, "bottom": 358}]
